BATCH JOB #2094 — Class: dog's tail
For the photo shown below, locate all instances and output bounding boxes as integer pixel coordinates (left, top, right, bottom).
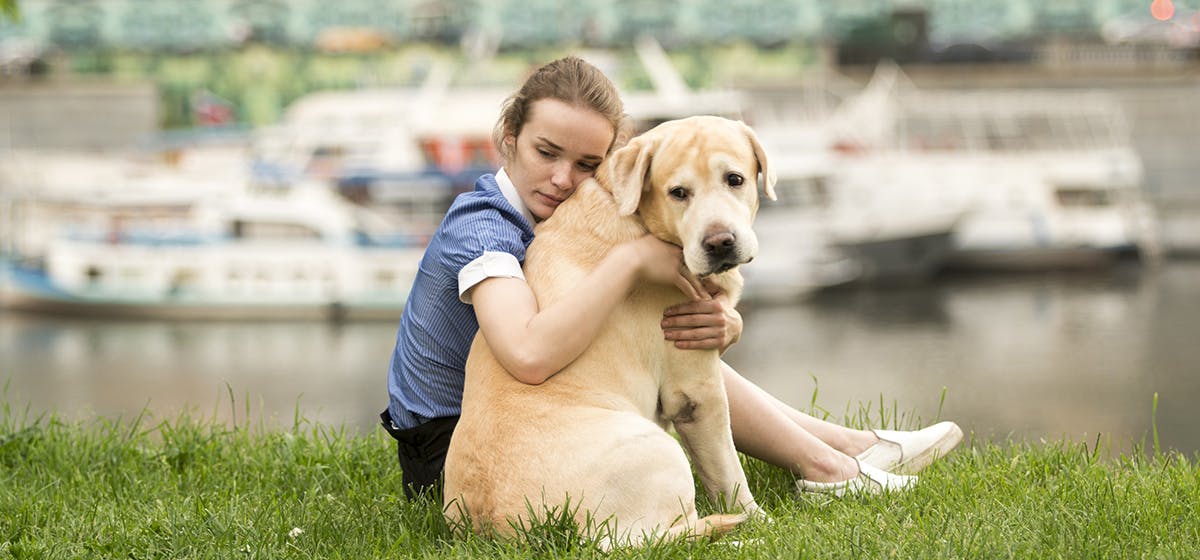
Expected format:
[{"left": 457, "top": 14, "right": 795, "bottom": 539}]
[
  {"left": 597, "top": 512, "right": 751, "bottom": 550},
  {"left": 669, "top": 512, "right": 750, "bottom": 541}
]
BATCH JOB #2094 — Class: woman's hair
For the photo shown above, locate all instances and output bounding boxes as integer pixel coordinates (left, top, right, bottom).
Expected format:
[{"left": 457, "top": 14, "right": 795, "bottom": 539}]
[{"left": 493, "top": 55, "right": 628, "bottom": 161}]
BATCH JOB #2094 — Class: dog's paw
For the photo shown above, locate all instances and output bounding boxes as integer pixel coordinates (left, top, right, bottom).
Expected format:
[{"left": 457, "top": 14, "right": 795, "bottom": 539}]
[{"left": 746, "top": 504, "right": 773, "bottom": 525}]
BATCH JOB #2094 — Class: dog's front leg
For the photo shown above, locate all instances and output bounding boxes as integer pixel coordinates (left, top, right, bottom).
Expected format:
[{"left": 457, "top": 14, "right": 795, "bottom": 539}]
[{"left": 660, "top": 362, "right": 759, "bottom": 515}]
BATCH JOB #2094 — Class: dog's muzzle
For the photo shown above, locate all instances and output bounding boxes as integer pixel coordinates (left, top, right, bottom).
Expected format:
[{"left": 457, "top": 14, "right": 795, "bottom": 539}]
[{"left": 702, "top": 230, "right": 750, "bottom": 275}]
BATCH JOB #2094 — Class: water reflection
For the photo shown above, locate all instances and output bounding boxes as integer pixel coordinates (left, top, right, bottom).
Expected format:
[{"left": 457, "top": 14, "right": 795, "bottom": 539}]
[
  {"left": 726, "top": 261, "right": 1198, "bottom": 455},
  {"left": 3, "top": 261, "right": 1198, "bottom": 455},
  {"left": 1, "top": 317, "right": 397, "bottom": 431}
]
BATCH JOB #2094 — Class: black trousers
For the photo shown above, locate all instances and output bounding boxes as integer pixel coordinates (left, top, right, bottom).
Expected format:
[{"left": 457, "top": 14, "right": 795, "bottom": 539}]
[{"left": 380, "top": 409, "right": 459, "bottom": 501}]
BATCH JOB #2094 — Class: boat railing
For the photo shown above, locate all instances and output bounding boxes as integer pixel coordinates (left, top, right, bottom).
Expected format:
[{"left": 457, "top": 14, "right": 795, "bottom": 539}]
[{"left": 893, "top": 90, "right": 1131, "bottom": 153}]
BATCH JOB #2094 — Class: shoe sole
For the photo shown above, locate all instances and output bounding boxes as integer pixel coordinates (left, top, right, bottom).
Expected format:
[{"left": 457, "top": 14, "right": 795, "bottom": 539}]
[{"left": 894, "top": 423, "right": 963, "bottom": 475}]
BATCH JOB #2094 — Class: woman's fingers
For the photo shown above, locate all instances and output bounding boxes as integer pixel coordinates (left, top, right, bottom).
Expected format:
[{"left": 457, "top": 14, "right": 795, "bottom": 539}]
[
  {"left": 661, "top": 312, "right": 722, "bottom": 330},
  {"left": 673, "top": 273, "right": 703, "bottom": 301},
  {"left": 679, "top": 268, "right": 710, "bottom": 301},
  {"left": 663, "top": 299, "right": 720, "bottom": 318},
  {"left": 664, "top": 327, "right": 725, "bottom": 350},
  {"left": 663, "top": 326, "right": 722, "bottom": 340}
]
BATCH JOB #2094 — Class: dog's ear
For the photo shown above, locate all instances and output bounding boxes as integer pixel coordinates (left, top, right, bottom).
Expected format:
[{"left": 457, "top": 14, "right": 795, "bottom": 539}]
[
  {"left": 739, "top": 121, "right": 777, "bottom": 201},
  {"left": 605, "top": 135, "right": 657, "bottom": 216}
]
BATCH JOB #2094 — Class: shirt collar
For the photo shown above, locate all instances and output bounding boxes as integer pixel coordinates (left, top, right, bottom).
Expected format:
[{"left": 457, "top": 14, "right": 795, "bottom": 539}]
[{"left": 496, "top": 167, "right": 537, "bottom": 226}]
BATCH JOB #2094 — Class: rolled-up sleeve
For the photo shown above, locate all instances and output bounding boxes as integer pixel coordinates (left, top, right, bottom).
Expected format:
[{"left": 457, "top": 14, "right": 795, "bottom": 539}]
[{"left": 458, "top": 251, "right": 525, "bottom": 303}]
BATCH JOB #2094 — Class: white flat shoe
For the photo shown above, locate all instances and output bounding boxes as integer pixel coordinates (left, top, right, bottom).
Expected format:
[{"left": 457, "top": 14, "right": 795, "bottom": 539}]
[
  {"left": 856, "top": 421, "right": 963, "bottom": 475},
  {"left": 796, "top": 460, "right": 917, "bottom": 497}
]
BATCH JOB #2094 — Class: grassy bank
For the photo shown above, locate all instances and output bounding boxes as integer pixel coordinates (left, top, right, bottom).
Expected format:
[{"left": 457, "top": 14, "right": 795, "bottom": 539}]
[{"left": 2, "top": 400, "right": 1198, "bottom": 559}]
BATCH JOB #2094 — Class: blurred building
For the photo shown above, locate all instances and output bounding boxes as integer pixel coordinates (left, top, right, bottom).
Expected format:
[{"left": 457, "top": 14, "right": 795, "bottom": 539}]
[
  {"left": 0, "top": 81, "right": 157, "bottom": 150},
  {"left": 1, "top": 0, "right": 1196, "bottom": 196},
  {"left": 0, "top": 0, "right": 1193, "bottom": 55}
]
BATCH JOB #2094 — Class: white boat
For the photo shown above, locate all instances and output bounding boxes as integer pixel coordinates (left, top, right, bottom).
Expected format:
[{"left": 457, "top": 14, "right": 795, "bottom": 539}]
[
  {"left": 246, "top": 81, "right": 498, "bottom": 238},
  {"left": 0, "top": 148, "right": 248, "bottom": 260},
  {"left": 825, "top": 64, "right": 1161, "bottom": 269},
  {"left": 741, "top": 112, "right": 965, "bottom": 301},
  {"left": 249, "top": 83, "right": 507, "bottom": 186},
  {"left": 738, "top": 130, "right": 853, "bottom": 302},
  {"left": 741, "top": 212, "right": 862, "bottom": 303},
  {"left": 1, "top": 179, "right": 423, "bottom": 320}
]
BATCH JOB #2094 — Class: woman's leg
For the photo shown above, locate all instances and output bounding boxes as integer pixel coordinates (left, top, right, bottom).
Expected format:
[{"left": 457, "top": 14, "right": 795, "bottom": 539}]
[
  {"left": 722, "top": 362, "right": 870, "bottom": 482},
  {"left": 723, "top": 362, "right": 880, "bottom": 456}
]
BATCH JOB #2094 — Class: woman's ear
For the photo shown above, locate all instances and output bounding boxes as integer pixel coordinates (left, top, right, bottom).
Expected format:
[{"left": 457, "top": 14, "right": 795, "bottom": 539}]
[{"left": 605, "top": 135, "right": 657, "bottom": 216}]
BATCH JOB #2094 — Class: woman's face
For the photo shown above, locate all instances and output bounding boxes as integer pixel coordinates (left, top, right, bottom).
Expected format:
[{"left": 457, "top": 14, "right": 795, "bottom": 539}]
[{"left": 504, "top": 98, "right": 615, "bottom": 221}]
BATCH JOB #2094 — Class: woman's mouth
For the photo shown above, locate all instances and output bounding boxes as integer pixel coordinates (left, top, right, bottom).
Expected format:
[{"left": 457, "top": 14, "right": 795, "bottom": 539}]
[{"left": 537, "top": 192, "right": 564, "bottom": 206}]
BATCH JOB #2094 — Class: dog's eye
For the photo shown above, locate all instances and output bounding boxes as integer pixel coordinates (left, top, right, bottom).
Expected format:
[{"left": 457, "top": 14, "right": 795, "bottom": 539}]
[
  {"left": 726, "top": 173, "right": 745, "bottom": 187},
  {"left": 668, "top": 186, "right": 690, "bottom": 201}
]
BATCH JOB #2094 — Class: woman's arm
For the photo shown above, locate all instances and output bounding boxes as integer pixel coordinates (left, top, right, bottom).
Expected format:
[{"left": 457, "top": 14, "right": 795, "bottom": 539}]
[{"left": 470, "top": 235, "right": 705, "bottom": 385}]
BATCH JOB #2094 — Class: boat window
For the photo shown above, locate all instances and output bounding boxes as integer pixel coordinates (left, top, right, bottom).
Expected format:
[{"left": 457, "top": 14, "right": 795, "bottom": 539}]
[
  {"left": 312, "top": 146, "right": 344, "bottom": 157},
  {"left": 765, "top": 177, "right": 828, "bottom": 210},
  {"left": 307, "top": 145, "right": 347, "bottom": 177},
  {"left": 230, "top": 220, "right": 322, "bottom": 240},
  {"left": 1055, "top": 188, "right": 1113, "bottom": 207}
]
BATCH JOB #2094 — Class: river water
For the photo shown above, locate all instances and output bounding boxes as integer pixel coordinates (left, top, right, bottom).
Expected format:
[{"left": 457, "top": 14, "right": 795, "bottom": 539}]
[{"left": 3, "top": 260, "right": 1198, "bottom": 456}]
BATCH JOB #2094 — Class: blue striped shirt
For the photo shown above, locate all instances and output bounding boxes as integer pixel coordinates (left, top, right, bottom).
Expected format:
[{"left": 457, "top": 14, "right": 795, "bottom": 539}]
[{"left": 385, "top": 171, "right": 536, "bottom": 429}]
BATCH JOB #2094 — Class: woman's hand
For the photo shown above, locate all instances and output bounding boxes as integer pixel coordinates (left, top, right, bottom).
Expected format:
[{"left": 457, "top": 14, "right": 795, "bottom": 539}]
[
  {"left": 661, "top": 279, "right": 743, "bottom": 353},
  {"left": 625, "top": 235, "right": 708, "bottom": 302}
]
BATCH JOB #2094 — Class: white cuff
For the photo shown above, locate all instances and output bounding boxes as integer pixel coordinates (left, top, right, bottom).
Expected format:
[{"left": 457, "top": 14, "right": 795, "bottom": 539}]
[{"left": 458, "top": 251, "right": 525, "bottom": 303}]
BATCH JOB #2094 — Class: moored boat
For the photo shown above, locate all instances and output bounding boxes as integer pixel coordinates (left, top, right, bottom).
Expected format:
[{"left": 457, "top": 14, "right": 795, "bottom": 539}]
[
  {"left": 827, "top": 64, "right": 1162, "bottom": 269},
  {"left": 1, "top": 182, "right": 423, "bottom": 320}
]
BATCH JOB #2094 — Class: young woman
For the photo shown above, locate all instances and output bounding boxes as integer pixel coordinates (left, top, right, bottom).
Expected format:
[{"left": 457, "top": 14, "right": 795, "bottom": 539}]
[{"left": 382, "top": 56, "right": 960, "bottom": 500}]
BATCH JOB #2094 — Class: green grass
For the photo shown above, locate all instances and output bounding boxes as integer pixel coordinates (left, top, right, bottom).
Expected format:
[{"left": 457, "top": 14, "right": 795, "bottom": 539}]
[{"left": 2, "top": 395, "right": 1198, "bottom": 559}]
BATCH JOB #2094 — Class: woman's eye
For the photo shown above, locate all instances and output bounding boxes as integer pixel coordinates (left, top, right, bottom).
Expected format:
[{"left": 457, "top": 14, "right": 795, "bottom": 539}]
[
  {"left": 577, "top": 162, "right": 598, "bottom": 172},
  {"left": 669, "top": 187, "right": 690, "bottom": 201},
  {"left": 537, "top": 149, "right": 555, "bottom": 159},
  {"left": 727, "top": 173, "right": 745, "bottom": 187}
]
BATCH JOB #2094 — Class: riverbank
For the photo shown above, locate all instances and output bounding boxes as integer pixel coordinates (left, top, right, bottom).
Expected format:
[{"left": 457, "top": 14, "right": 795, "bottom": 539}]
[{"left": 2, "top": 404, "right": 1196, "bottom": 558}]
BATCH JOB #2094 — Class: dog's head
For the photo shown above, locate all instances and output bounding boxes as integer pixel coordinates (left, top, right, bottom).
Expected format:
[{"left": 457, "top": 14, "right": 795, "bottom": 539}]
[{"left": 602, "top": 116, "right": 776, "bottom": 277}]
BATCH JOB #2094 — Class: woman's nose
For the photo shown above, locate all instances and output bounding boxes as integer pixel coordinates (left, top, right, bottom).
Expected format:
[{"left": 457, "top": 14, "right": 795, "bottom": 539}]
[{"left": 551, "top": 161, "right": 572, "bottom": 190}]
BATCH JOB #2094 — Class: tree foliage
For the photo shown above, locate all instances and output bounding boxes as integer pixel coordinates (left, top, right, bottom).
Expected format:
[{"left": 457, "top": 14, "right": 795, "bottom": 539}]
[{"left": 1, "top": 0, "right": 18, "bottom": 22}]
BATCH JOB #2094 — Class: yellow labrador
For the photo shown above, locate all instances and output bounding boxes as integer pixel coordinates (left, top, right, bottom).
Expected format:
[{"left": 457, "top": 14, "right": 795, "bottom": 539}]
[{"left": 443, "top": 116, "right": 776, "bottom": 545}]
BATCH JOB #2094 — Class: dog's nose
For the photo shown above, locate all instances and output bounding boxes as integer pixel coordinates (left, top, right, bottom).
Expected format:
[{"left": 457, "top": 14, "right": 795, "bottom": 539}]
[{"left": 703, "top": 231, "right": 737, "bottom": 259}]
